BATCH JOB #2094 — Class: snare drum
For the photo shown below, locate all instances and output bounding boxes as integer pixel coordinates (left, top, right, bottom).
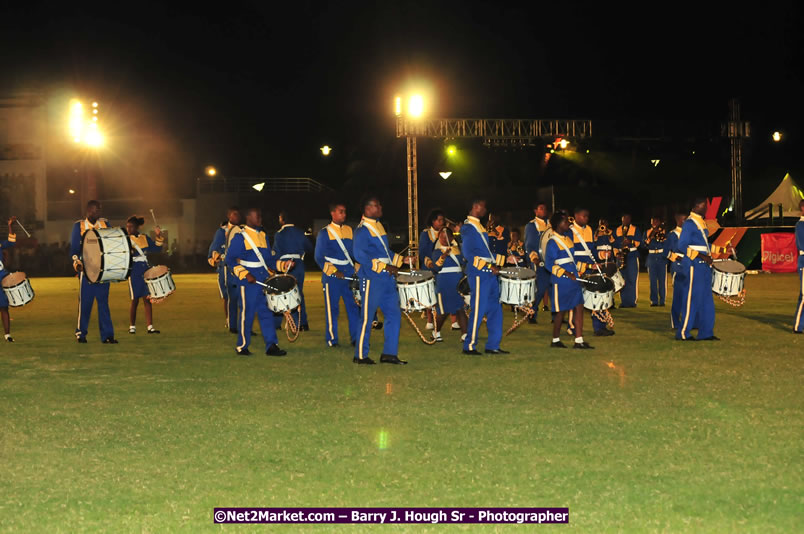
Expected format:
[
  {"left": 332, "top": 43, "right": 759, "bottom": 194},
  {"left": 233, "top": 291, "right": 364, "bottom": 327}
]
[
  {"left": 82, "top": 227, "right": 132, "bottom": 283},
  {"left": 396, "top": 270, "right": 437, "bottom": 311},
  {"left": 144, "top": 265, "right": 176, "bottom": 303},
  {"left": 457, "top": 275, "right": 471, "bottom": 307},
  {"left": 712, "top": 260, "right": 746, "bottom": 297},
  {"left": 601, "top": 262, "right": 625, "bottom": 293},
  {"left": 263, "top": 274, "right": 301, "bottom": 313},
  {"left": 499, "top": 267, "right": 536, "bottom": 306},
  {"left": 1, "top": 272, "right": 34, "bottom": 307},
  {"left": 581, "top": 274, "right": 615, "bottom": 311}
]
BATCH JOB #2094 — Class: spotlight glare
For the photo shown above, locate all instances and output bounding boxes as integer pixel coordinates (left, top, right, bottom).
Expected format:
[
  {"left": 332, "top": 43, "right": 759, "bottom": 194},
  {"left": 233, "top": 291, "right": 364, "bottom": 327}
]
[
  {"left": 205, "top": 166, "right": 217, "bottom": 177},
  {"left": 68, "top": 189, "right": 76, "bottom": 194},
  {"left": 320, "top": 145, "right": 332, "bottom": 156},
  {"left": 85, "top": 129, "right": 104, "bottom": 147},
  {"left": 408, "top": 94, "right": 424, "bottom": 119},
  {"left": 559, "top": 139, "right": 569, "bottom": 149},
  {"left": 446, "top": 145, "right": 457, "bottom": 156},
  {"left": 772, "top": 131, "right": 782, "bottom": 142},
  {"left": 252, "top": 182, "right": 265, "bottom": 192},
  {"left": 439, "top": 172, "right": 452, "bottom": 179},
  {"left": 394, "top": 96, "right": 402, "bottom": 116}
]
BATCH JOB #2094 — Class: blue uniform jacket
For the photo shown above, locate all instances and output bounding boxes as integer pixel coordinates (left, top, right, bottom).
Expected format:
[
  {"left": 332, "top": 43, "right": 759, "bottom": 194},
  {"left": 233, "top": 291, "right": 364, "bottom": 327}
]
[
  {"left": 0, "top": 232, "right": 16, "bottom": 278},
  {"left": 544, "top": 234, "right": 580, "bottom": 282},
  {"left": 665, "top": 226, "right": 684, "bottom": 272},
  {"left": 645, "top": 226, "right": 667, "bottom": 258},
  {"left": 677, "top": 213, "right": 728, "bottom": 263},
  {"left": 314, "top": 222, "right": 358, "bottom": 279},
  {"left": 461, "top": 216, "right": 505, "bottom": 278},
  {"left": 70, "top": 218, "right": 110, "bottom": 271},
  {"left": 488, "top": 224, "right": 510, "bottom": 257},
  {"left": 226, "top": 226, "right": 290, "bottom": 285},
  {"left": 797, "top": 217, "right": 804, "bottom": 269},
  {"left": 353, "top": 216, "right": 403, "bottom": 281},
  {"left": 614, "top": 225, "right": 642, "bottom": 257},
  {"left": 569, "top": 222, "right": 596, "bottom": 275},
  {"left": 524, "top": 216, "right": 548, "bottom": 268},
  {"left": 208, "top": 222, "right": 241, "bottom": 270},
  {"left": 594, "top": 230, "right": 615, "bottom": 263},
  {"left": 129, "top": 233, "right": 164, "bottom": 270},
  {"left": 430, "top": 242, "right": 466, "bottom": 273},
  {"left": 419, "top": 227, "right": 440, "bottom": 271},
  {"left": 273, "top": 224, "right": 313, "bottom": 271}
]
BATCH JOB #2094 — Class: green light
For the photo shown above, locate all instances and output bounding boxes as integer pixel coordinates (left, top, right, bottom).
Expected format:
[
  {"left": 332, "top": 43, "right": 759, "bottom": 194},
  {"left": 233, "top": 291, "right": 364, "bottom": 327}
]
[
  {"left": 586, "top": 149, "right": 590, "bottom": 154},
  {"left": 378, "top": 430, "right": 389, "bottom": 450},
  {"left": 446, "top": 145, "right": 457, "bottom": 156},
  {"left": 550, "top": 149, "right": 555, "bottom": 154}
]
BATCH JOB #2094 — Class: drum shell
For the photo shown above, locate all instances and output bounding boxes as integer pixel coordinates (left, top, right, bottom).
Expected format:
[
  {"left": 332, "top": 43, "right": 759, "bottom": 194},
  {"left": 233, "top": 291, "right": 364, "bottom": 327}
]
[
  {"left": 1, "top": 272, "right": 34, "bottom": 307},
  {"left": 712, "top": 263, "right": 746, "bottom": 297},
  {"left": 264, "top": 275, "right": 302, "bottom": 313},
  {"left": 397, "top": 271, "right": 437, "bottom": 311},
  {"left": 81, "top": 228, "right": 133, "bottom": 284},
  {"left": 144, "top": 266, "right": 176, "bottom": 301},
  {"left": 498, "top": 267, "right": 537, "bottom": 306}
]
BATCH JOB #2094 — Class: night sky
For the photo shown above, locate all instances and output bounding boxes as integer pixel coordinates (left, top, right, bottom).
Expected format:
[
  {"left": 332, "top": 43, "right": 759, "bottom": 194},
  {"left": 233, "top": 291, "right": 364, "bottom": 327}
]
[{"left": 1, "top": 1, "right": 801, "bottom": 217}]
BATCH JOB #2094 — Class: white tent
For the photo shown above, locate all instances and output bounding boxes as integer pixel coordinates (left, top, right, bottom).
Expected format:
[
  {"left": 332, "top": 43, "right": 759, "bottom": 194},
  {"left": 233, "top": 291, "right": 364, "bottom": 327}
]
[{"left": 744, "top": 173, "right": 804, "bottom": 220}]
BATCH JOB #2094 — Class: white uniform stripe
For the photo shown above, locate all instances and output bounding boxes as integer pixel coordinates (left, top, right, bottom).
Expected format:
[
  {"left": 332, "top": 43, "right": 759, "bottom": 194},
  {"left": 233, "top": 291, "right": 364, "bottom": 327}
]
[
  {"left": 357, "top": 280, "right": 371, "bottom": 358},
  {"left": 237, "top": 286, "right": 247, "bottom": 351},
  {"left": 795, "top": 270, "right": 804, "bottom": 331},
  {"left": 325, "top": 283, "right": 334, "bottom": 342},
  {"left": 469, "top": 276, "right": 481, "bottom": 351},
  {"left": 681, "top": 265, "right": 695, "bottom": 339}
]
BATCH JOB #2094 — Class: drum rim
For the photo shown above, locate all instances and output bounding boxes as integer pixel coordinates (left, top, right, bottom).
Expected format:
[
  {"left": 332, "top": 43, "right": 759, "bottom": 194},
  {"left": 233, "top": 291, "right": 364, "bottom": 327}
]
[
  {"left": 1, "top": 271, "right": 27, "bottom": 288},
  {"left": 144, "top": 265, "right": 170, "bottom": 279},
  {"left": 714, "top": 261, "right": 746, "bottom": 275}
]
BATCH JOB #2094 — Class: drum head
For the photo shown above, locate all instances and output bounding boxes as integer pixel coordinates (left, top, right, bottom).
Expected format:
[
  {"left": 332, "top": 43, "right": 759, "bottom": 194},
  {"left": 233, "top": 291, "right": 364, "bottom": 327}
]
[
  {"left": 81, "top": 229, "right": 103, "bottom": 282},
  {"left": 715, "top": 260, "right": 746, "bottom": 274},
  {"left": 397, "top": 270, "right": 434, "bottom": 284},
  {"left": 500, "top": 267, "right": 536, "bottom": 280},
  {"left": 1, "top": 271, "right": 26, "bottom": 287},
  {"left": 264, "top": 274, "right": 296, "bottom": 294},
  {"left": 144, "top": 265, "right": 169, "bottom": 279},
  {"left": 583, "top": 274, "right": 615, "bottom": 293},
  {"left": 457, "top": 275, "right": 470, "bottom": 296}
]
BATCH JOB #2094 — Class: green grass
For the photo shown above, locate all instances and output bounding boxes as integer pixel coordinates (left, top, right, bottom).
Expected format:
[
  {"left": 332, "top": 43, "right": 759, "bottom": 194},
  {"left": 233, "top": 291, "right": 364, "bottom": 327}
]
[{"left": 1, "top": 273, "right": 802, "bottom": 533}]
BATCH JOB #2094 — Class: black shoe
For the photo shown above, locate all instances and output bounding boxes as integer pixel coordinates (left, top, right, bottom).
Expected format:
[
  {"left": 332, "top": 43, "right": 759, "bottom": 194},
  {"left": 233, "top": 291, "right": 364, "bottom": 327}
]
[
  {"left": 550, "top": 341, "right": 567, "bottom": 348},
  {"left": 528, "top": 317, "right": 537, "bottom": 324},
  {"left": 619, "top": 305, "right": 636, "bottom": 309},
  {"left": 485, "top": 348, "right": 510, "bottom": 354},
  {"left": 329, "top": 343, "right": 339, "bottom": 348},
  {"left": 229, "top": 328, "right": 238, "bottom": 334},
  {"left": 350, "top": 340, "right": 356, "bottom": 346},
  {"left": 251, "top": 331, "right": 258, "bottom": 336},
  {"left": 676, "top": 336, "right": 697, "bottom": 341},
  {"left": 236, "top": 348, "right": 252, "bottom": 356},
  {"left": 353, "top": 357, "right": 376, "bottom": 364},
  {"left": 372, "top": 321, "right": 383, "bottom": 330},
  {"left": 650, "top": 303, "right": 658, "bottom": 307},
  {"left": 380, "top": 354, "right": 408, "bottom": 365},
  {"left": 463, "top": 349, "right": 482, "bottom": 355},
  {"left": 147, "top": 329, "right": 160, "bottom": 334},
  {"left": 594, "top": 329, "right": 615, "bottom": 337},
  {"left": 699, "top": 336, "right": 720, "bottom": 341},
  {"left": 77, "top": 337, "right": 87, "bottom": 343},
  {"left": 300, "top": 324, "right": 309, "bottom": 332},
  {"left": 103, "top": 338, "right": 119, "bottom": 344},
  {"left": 542, "top": 305, "right": 549, "bottom": 312},
  {"left": 659, "top": 303, "right": 666, "bottom": 307},
  {"left": 573, "top": 342, "right": 594, "bottom": 349},
  {"left": 266, "top": 344, "right": 287, "bottom": 356},
  {"left": 794, "top": 331, "right": 803, "bottom": 335},
  {"left": 4, "top": 336, "right": 13, "bottom": 342}
]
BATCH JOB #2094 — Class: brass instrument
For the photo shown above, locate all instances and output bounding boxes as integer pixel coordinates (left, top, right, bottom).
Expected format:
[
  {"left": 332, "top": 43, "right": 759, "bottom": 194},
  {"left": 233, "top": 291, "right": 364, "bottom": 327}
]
[
  {"left": 444, "top": 217, "right": 460, "bottom": 232},
  {"left": 646, "top": 224, "right": 667, "bottom": 244}
]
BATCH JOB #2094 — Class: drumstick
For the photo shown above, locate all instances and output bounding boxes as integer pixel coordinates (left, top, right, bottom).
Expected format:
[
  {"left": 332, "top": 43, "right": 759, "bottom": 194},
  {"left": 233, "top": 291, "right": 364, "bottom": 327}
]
[
  {"left": 15, "top": 219, "right": 31, "bottom": 238},
  {"left": 149, "top": 209, "right": 158, "bottom": 226}
]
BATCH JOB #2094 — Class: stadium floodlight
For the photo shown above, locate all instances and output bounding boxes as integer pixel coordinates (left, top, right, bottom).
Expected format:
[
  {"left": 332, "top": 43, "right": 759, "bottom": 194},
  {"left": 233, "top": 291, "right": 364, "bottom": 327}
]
[
  {"left": 205, "top": 166, "right": 217, "bottom": 177},
  {"left": 439, "top": 172, "right": 452, "bottom": 180},
  {"left": 394, "top": 96, "right": 402, "bottom": 116},
  {"left": 320, "top": 145, "right": 332, "bottom": 156},
  {"left": 559, "top": 139, "right": 569, "bottom": 149},
  {"left": 772, "top": 131, "right": 782, "bottom": 142},
  {"left": 446, "top": 145, "right": 457, "bottom": 156},
  {"left": 408, "top": 94, "right": 425, "bottom": 119},
  {"left": 69, "top": 189, "right": 76, "bottom": 194}
]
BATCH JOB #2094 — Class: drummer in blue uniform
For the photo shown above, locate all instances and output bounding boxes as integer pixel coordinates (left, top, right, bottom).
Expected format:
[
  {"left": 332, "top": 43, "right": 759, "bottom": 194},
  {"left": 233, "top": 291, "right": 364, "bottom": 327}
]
[
  {"left": 461, "top": 199, "right": 513, "bottom": 355},
  {"left": 430, "top": 227, "right": 468, "bottom": 342},
  {"left": 0, "top": 216, "right": 18, "bottom": 342},
  {"left": 645, "top": 217, "right": 669, "bottom": 307},
  {"left": 487, "top": 211, "right": 510, "bottom": 259},
  {"left": 420, "top": 209, "right": 446, "bottom": 330},
  {"left": 594, "top": 219, "right": 615, "bottom": 265},
  {"left": 676, "top": 198, "right": 734, "bottom": 341},
  {"left": 568, "top": 208, "right": 614, "bottom": 337},
  {"left": 208, "top": 207, "right": 242, "bottom": 332},
  {"left": 70, "top": 200, "right": 117, "bottom": 344},
  {"left": 544, "top": 211, "right": 593, "bottom": 349},
  {"left": 665, "top": 212, "right": 687, "bottom": 330},
  {"left": 524, "top": 202, "right": 551, "bottom": 324},
  {"left": 273, "top": 211, "right": 314, "bottom": 332},
  {"left": 226, "top": 207, "right": 293, "bottom": 356},
  {"left": 507, "top": 228, "right": 525, "bottom": 266},
  {"left": 125, "top": 215, "right": 165, "bottom": 335},
  {"left": 794, "top": 199, "right": 804, "bottom": 334},
  {"left": 352, "top": 195, "right": 410, "bottom": 365},
  {"left": 614, "top": 213, "right": 642, "bottom": 308},
  {"left": 314, "top": 201, "right": 361, "bottom": 348}
]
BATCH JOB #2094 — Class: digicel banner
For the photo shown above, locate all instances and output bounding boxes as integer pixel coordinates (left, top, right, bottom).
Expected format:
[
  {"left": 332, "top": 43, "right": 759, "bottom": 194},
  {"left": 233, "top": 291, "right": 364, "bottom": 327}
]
[{"left": 761, "top": 233, "right": 798, "bottom": 273}]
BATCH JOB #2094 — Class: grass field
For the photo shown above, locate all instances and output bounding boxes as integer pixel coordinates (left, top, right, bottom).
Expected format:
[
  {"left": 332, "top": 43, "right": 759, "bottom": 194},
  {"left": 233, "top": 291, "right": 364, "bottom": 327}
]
[{"left": 1, "top": 272, "right": 802, "bottom": 533}]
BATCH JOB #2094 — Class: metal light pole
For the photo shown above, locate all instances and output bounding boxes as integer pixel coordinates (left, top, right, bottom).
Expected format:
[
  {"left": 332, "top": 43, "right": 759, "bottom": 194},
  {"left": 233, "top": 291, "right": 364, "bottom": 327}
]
[
  {"left": 406, "top": 134, "right": 419, "bottom": 266},
  {"left": 725, "top": 98, "right": 750, "bottom": 224}
]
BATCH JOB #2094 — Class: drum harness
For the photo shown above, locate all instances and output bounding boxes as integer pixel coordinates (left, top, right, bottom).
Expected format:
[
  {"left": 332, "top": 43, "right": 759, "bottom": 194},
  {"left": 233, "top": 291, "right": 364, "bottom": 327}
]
[{"left": 241, "top": 229, "right": 301, "bottom": 342}]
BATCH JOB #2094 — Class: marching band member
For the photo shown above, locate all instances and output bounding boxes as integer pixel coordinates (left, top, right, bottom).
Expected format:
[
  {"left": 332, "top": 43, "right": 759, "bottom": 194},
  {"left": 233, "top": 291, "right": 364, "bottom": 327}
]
[
  {"left": 614, "top": 213, "right": 642, "bottom": 308},
  {"left": 352, "top": 195, "right": 409, "bottom": 365},
  {"left": 70, "top": 200, "right": 117, "bottom": 344},
  {"left": 794, "top": 199, "right": 804, "bottom": 334},
  {"left": 569, "top": 208, "right": 614, "bottom": 337},
  {"left": 594, "top": 219, "right": 615, "bottom": 265},
  {"left": 126, "top": 216, "right": 165, "bottom": 334},
  {"left": 461, "top": 199, "right": 510, "bottom": 355},
  {"left": 645, "top": 217, "right": 668, "bottom": 307},
  {"left": 544, "top": 211, "right": 593, "bottom": 349},
  {"left": 273, "top": 211, "right": 314, "bottom": 331},
  {"left": 486, "top": 211, "right": 510, "bottom": 258},
  {"left": 676, "top": 198, "right": 734, "bottom": 341},
  {"left": 314, "top": 201, "right": 361, "bottom": 348},
  {"left": 524, "top": 202, "right": 551, "bottom": 324},
  {"left": 430, "top": 227, "right": 468, "bottom": 342},
  {"left": 0, "top": 217, "right": 18, "bottom": 342},
  {"left": 420, "top": 209, "right": 446, "bottom": 330},
  {"left": 207, "top": 207, "right": 242, "bottom": 332},
  {"left": 226, "top": 208, "right": 292, "bottom": 356},
  {"left": 507, "top": 228, "right": 525, "bottom": 266},
  {"left": 665, "top": 212, "right": 688, "bottom": 330}
]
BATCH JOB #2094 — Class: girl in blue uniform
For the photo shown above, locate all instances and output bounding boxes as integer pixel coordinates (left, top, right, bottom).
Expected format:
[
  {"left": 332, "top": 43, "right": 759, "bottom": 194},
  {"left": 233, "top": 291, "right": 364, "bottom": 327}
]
[
  {"left": 126, "top": 216, "right": 165, "bottom": 334},
  {"left": 543, "top": 211, "right": 593, "bottom": 349},
  {"left": 0, "top": 216, "right": 18, "bottom": 342},
  {"left": 430, "top": 228, "right": 468, "bottom": 342}
]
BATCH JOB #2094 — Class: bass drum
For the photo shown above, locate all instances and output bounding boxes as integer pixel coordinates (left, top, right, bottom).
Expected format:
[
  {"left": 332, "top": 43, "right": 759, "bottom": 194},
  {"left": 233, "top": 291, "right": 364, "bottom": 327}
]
[{"left": 538, "top": 227, "right": 556, "bottom": 267}]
